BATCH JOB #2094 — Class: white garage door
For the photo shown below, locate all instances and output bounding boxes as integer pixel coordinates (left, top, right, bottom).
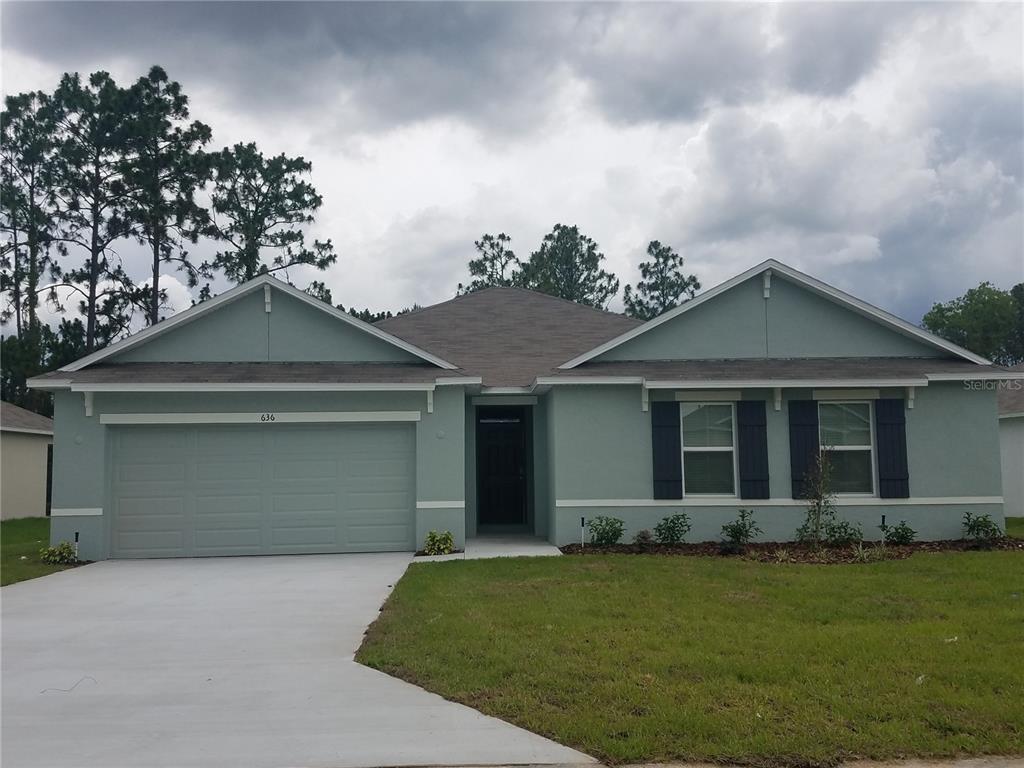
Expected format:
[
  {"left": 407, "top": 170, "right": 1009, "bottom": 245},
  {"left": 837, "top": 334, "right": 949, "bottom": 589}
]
[{"left": 109, "top": 423, "right": 415, "bottom": 558}]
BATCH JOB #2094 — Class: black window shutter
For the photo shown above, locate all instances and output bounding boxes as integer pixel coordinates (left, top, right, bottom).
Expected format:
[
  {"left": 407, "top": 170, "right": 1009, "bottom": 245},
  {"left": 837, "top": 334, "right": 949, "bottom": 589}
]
[
  {"left": 736, "top": 400, "right": 770, "bottom": 499},
  {"left": 651, "top": 401, "right": 682, "bottom": 499},
  {"left": 875, "top": 398, "right": 910, "bottom": 498},
  {"left": 788, "top": 400, "right": 819, "bottom": 499}
]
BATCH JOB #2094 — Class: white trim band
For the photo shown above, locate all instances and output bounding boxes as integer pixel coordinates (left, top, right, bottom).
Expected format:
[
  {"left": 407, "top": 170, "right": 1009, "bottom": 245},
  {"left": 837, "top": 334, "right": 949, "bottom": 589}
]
[
  {"left": 72, "top": 382, "right": 437, "bottom": 393},
  {"left": 1, "top": 427, "right": 53, "bottom": 436},
  {"left": 51, "top": 507, "right": 103, "bottom": 517},
  {"left": 416, "top": 501, "right": 466, "bottom": 509},
  {"left": 555, "top": 496, "right": 1003, "bottom": 508},
  {"left": 100, "top": 411, "right": 422, "bottom": 425}
]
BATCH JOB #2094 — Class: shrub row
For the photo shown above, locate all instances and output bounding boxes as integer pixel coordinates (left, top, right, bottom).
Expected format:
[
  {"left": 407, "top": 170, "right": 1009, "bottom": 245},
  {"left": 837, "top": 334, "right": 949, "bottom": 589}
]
[{"left": 584, "top": 511, "right": 1005, "bottom": 549}]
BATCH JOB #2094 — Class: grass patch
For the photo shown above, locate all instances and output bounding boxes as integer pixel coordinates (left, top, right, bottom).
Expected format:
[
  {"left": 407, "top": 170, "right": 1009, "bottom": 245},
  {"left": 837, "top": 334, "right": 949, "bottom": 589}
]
[
  {"left": 1007, "top": 517, "right": 1024, "bottom": 540},
  {"left": 358, "top": 553, "right": 1024, "bottom": 767},
  {"left": 1, "top": 517, "right": 73, "bottom": 586}
]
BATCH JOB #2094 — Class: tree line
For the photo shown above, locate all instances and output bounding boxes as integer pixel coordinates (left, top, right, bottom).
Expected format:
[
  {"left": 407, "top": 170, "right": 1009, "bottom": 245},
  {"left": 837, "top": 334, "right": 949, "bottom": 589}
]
[
  {"left": 456, "top": 227, "right": 700, "bottom": 321},
  {"left": 3, "top": 67, "right": 1021, "bottom": 416},
  {"left": 1, "top": 66, "right": 337, "bottom": 411}
]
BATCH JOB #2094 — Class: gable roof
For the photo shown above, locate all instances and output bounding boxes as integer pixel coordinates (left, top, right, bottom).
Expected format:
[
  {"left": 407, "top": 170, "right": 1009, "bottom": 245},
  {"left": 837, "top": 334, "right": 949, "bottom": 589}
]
[
  {"left": 998, "top": 363, "right": 1024, "bottom": 418},
  {"left": 60, "top": 274, "right": 458, "bottom": 373},
  {"left": 377, "top": 286, "right": 641, "bottom": 387},
  {"left": 1, "top": 400, "right": 53, "bottom": 435},
  {"left": 560, "top": 259, "right": 991, "bottom": 368}
]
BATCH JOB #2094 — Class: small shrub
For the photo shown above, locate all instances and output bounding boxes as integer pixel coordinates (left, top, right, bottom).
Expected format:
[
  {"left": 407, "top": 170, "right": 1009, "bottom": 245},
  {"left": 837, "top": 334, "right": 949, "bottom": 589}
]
[
  {"left": 39, "top": 541, "right": 78, "bottom": 565},
  {"left": 720, "top": 509, "right": 762, "bottom": 553},
  {"left": 824, "top": 519, "right": 863, "bottom": 547},
  {"left": 633, "top": 529, "right": 654, "bottom": 547},
  {"left": 770, "top": 548, "right": 792, "bottom": 563},
  {"left": 587, "top": 516, "right": 625, "bottom": 546},
  {"left": 850, "top": 542, "right": 887, "bottom": 564},
  {"left": 963, "top": 512, "right": 1002, "bottom": 547},
  {"left": 423, "top": 530, "right": 455, "bottom": 556},
  {"left": 654, "top": 513, "right": 691, "bottom": 544},
  {"left": 879, "top": 519, "right": 917, "bottom": 545}
]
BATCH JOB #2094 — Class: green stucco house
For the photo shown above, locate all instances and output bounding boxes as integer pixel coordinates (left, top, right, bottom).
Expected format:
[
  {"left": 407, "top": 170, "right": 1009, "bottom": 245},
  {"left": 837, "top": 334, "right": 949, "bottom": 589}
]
[{"left": 29, "top": 259, "right": 1018, "bottom": 560}]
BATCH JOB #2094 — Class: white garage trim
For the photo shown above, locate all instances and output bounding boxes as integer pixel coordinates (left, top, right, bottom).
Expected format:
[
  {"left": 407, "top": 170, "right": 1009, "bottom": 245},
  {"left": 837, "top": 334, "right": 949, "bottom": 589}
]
[
  {"left": 416, "top": 501, "right": 465, "bottom": 509},
  {"left": 100, "top": 411, "right": 422, "bottom": 425},
  {"left": 51, "top": 507, "right": 103, "bottom": 517}
]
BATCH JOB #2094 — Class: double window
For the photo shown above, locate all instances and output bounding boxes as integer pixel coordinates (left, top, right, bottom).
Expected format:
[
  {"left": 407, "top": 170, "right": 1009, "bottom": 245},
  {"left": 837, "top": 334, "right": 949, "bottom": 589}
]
[
  {"left": 680, "top": 403, "right": 737, "bottom": 496},
  {"left": 818, "top": 401, "right": 874, "bottom": 494}
]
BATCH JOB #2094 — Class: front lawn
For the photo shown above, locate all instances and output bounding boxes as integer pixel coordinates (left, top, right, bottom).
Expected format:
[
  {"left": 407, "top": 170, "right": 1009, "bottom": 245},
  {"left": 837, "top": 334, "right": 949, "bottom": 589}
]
[
  {"left": 358, "top": 553, "right": 1024, "bottom": 767},
  {"left": 1, "top": 517, "right": 72, "bottom": 586},
  {"left": 1007, "top": 517, "right": 1024, "bottom": 540}
]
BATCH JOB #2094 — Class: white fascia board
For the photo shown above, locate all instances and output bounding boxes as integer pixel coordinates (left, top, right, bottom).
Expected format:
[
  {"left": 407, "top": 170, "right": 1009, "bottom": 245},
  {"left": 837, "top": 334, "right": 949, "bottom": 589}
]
[
  {"left": 435, "top": 376, "right": 483, "bottom": 386},
  {"left": 998, "top": 412, "right": 1024, "bottom": 420},
  {"left": 534, "top": 376, "right": 645, "bottom": 386},
  {"left": 60, "top": 274, "right": 458, "bottom": 373},
  {"left": 478, "top": 386, "right": 536, "bottom": 395},
  {"left": 644, "top": 378, "right": 928, "bottom": 389},
  {"left": 70, "top": 382, "right": 437, "bottom": 393},
  {"left": 926, "top": 371, "right": 1024, "bottom": 381},
  {"left": 559, "top": 259, "right": 991, "bottom": 368},
  {"left": 26, "top": 378, "right": 73, "bottom": 391},
  {"left": 0, "top": 426, "right": 53, "bottom": 436}
]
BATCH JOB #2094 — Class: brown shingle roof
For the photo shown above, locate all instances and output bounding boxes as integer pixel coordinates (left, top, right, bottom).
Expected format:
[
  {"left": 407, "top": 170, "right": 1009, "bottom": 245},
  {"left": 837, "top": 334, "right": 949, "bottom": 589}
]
[
  {"left": 29, "top": 362, "right": 463, "bottom": 386},
  {"left": 376, "top": 287, "right": 641, "bottom": 386},
  {"left": 1, "top": 400, "right": 53, "bottom": 434},
  {"left": 998, "top": 363, "right": 1024, "bottom": 416},
  {"left": 549, "top": 358, "right": 1016, "bottom": 382}
]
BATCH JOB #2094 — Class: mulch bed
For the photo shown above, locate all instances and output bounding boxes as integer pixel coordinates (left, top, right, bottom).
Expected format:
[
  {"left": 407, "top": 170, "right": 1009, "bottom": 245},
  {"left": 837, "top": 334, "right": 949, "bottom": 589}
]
[{"left": 560, "top": 537, "right": 1024, "bottom": 564}]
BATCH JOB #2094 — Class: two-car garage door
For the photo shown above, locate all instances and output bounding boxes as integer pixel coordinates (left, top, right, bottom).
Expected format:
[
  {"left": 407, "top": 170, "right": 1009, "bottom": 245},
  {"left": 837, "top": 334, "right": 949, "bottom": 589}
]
[{"left": 109, "top": 423, "right": 415, "bottom": 558}]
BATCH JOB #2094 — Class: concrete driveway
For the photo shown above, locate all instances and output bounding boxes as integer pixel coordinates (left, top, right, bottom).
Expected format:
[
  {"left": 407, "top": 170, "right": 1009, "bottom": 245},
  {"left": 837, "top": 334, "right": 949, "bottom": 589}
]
[{"left": 1, "top": 554, "right": 592, "bottom": 768}]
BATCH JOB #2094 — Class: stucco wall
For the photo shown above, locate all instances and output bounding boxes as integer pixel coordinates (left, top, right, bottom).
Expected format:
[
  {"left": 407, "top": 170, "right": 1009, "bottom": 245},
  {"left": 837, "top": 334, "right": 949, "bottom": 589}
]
[
  {"left": 49, "top": 388, "right": 465, "bottom": 560},
  {"left": 546, "top": 382, "right": 1004, "bottom": 544},
  {"left": 113, "top": 288, "right": 420, "bottom": 364},
  {"left": 595, "top": 274, "right": 942, "bottom": 361},
  {"left": 1, "top": 431, "right": 51, "bottom": 519},
  {"left": 1000, "top": 416, "right": 1024, "bottom": 518}
]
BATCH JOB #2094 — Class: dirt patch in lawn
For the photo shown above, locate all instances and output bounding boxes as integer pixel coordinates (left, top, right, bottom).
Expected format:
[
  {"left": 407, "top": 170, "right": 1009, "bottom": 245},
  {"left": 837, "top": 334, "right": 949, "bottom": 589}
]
[{"left": 560, "top": 538, "right": 1024, "bottom": 564}]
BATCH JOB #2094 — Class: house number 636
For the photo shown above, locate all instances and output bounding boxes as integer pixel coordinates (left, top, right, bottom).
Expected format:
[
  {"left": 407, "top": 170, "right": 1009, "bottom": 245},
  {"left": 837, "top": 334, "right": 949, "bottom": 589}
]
[{"left": 260, "top": 413, "right": 276, "bottom": 422}]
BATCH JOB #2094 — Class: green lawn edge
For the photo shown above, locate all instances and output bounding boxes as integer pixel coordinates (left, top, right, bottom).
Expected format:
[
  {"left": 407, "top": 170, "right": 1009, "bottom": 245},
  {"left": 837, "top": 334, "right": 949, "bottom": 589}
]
[
  {"left": 1, "top": 517, "right": 75, "bottom": 586},
  {"left": 357, "top": 551, "right": 1024, "bottom": 767}
]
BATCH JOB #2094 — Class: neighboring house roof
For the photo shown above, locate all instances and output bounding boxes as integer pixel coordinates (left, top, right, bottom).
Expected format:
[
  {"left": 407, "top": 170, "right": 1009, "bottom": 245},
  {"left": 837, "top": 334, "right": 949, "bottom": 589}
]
[
  {"left": 29, "top": 363, "right": 473, "bottom": 390},
  {"left": 376, "top": 286, "right": 641, "bottom": 387},
  {"left": 998, "top": 363, "right": 1024, "bottom": 418},
  {"left": 0, "top": 401, "right": 54, "bottom": 435},
  {"left": 58, "top": 274, "right": 459, "bottom": 373},
  {"left": 560, "top": 259, "right": 991, "bottom": 368},
  {"left": 545, "top": 358, "right": 1015, "bottom": 386}
]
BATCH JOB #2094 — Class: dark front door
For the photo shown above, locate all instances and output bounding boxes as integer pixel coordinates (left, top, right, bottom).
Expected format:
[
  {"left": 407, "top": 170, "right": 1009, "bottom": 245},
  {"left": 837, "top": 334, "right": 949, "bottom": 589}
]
[{"left": 476, "top": 406, "right": 528, "bottom": 527}]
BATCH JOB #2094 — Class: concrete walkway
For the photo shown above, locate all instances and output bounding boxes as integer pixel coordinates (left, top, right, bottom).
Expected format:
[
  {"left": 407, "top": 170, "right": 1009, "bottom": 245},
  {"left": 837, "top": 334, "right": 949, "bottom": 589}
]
[
  {"left": 418, "top": 535, "right": 563, "bottom": 562},
  {"left": 1, "top": 555, "right": 592, "bottom": 768}
]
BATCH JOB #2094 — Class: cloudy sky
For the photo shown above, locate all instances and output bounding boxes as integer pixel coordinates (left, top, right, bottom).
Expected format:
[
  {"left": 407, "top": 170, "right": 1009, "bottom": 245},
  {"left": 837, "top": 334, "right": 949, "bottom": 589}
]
[{"left": 3, "top": 1, "right": 1022, "bottom": 325}]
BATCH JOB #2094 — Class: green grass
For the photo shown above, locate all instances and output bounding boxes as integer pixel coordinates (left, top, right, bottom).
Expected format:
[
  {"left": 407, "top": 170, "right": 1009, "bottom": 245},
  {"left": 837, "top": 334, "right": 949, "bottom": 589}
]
[
  {"left": 1, "top": 517, "right": 73, "bottom": 586},
  {"left": 358, "top": 553, "right": 1024, "bottom": 767},
  {"left": 1007, "top": 517, "right": 1024, "bottom": 540}
]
